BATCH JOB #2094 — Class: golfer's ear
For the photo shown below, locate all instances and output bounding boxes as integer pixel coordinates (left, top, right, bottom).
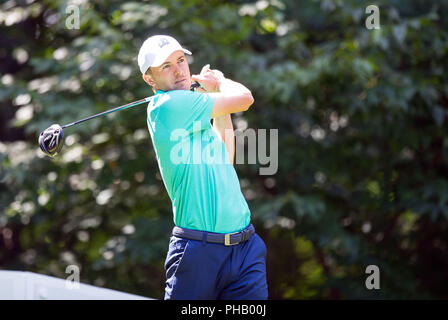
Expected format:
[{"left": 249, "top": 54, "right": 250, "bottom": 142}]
[
  {"left": 143, "top": 73, "right": 153, "bottom": 86},
  {"left": 143, "top": 73, "right": 157, "bottom": 93}
]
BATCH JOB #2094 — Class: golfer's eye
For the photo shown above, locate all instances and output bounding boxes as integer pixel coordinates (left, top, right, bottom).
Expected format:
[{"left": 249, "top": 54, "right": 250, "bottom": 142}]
[{"left": 163, "top": 65, "right": 170, "bottom": 70}]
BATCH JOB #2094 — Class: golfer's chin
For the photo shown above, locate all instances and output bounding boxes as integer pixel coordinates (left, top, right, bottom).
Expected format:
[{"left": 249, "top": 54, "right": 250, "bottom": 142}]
[{"left": 173, "top": 79, "right": 190, "bottom": 91}]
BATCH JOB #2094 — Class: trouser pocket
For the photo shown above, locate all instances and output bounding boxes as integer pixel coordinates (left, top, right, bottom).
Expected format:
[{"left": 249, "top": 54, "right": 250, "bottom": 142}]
[{"left": 165, "top": 236, "right": 189, "bottom": 279}]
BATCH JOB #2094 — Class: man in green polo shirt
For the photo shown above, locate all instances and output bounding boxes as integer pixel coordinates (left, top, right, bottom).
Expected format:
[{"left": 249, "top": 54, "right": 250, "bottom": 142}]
[{"left": 138, "top": 34, "right": 268, "bottom": 300}]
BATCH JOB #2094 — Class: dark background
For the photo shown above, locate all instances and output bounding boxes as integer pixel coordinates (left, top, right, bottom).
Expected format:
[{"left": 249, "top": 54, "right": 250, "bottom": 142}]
[{"left": 1, "top": 0, "right": 448, "bottom": 299}]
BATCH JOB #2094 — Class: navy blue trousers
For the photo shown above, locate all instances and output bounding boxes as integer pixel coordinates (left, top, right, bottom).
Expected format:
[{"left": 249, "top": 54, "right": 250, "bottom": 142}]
[{"left": 164, "top": 229, "right": 268, "bottom": 300}]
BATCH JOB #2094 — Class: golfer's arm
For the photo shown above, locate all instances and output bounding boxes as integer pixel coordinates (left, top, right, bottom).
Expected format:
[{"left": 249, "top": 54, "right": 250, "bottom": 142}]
[
  {"left": 212, "top": 114, "right": 235, "bottom": 165},
  {"left": 209, "top": 78, "right": 252, "bottom": 164},
  {"left": 208, "top": 79, "right": 254, "bottom": 118}
]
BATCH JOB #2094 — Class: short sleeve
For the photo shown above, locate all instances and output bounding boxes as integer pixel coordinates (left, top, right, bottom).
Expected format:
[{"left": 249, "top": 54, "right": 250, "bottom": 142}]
[{"left": 158, "top": 90, "right": 214, "bottom": 134}]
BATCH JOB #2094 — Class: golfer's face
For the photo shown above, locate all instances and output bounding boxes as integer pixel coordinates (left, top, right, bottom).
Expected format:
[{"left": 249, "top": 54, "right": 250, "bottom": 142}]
[{"left": 151, "top": 51, "right": 191, "bottom": 91}]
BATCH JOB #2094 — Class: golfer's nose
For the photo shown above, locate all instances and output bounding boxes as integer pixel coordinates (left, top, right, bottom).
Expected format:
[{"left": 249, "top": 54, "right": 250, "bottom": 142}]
[{"left": 174, "top": 64, "right": 183, "bottom": 76}]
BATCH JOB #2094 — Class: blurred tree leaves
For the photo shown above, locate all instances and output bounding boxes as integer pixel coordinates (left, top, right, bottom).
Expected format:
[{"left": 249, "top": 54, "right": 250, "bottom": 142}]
[{"left": 1, "top": 0, "right": 448, "bottom": 299}]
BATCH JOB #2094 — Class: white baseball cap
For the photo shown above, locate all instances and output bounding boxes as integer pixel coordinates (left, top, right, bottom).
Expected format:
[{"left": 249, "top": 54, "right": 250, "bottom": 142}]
[{"left": 137, "top": 35, "right": 192, "bottom": 74}]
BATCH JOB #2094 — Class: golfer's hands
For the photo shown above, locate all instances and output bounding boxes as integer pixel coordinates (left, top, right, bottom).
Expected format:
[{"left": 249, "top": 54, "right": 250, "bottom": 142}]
[{"left": 191, "top": 64, "right": 225, "bottom": 93}]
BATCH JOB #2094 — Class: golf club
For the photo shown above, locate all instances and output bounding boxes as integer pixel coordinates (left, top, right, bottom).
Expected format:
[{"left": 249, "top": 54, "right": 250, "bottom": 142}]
[
  {"left": 38, "top": 96, "right": 152, "bottom": 157},
  {"left": 38, "top": 82, "right": 202, "bottom": 157}
]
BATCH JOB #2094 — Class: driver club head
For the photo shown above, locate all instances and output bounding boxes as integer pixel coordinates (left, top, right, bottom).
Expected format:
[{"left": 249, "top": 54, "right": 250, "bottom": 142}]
[{"left": 38, "top": 124, "right": 64, "bottom": 157}]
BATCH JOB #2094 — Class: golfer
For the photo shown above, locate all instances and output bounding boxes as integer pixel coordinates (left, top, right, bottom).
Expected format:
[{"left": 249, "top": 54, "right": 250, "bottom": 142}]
[{"left": 138, "top": 35, "right": 268, "bottom": 300}]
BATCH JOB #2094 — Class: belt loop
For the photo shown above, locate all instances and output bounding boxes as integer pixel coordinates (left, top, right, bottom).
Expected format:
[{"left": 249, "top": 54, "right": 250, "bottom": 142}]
[
  {"left": 242, "top": 229, "right": 248, "bottom": 242},
  {"left": 202, "top": 231, "right": 207, "bottom": 245}
]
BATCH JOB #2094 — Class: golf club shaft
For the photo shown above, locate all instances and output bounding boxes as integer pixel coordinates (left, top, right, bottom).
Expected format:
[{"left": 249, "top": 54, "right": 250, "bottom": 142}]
[{"left": 61, "top": 97, "right": 152, "bottom": 129}]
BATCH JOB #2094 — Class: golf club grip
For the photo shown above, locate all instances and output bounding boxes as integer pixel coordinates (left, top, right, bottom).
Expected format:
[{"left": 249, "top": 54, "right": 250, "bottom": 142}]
[
  {"left": 190, "top": 82, "right": 201, "bottom": 91},
  {"left": 61, "top": 97, "right": 151, "bottom": 129}
]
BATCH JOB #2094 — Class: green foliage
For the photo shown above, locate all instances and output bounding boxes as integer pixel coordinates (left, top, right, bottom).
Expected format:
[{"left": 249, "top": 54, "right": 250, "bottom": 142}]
[{"left": 1, "top": 0, "right": 448, "bottom": 299}]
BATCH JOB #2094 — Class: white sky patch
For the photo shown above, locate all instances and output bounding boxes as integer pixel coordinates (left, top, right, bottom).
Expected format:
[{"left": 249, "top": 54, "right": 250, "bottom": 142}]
[
  {"left": 59, "top": 78, "right": 81, "bottom": 93},
  {"left": 92, "top": 132, "right": 110, "bottom": 144},
  {"left": 78, "top": 52, "right": 95, "bottom": 71},
  {"left": 330, "top": 112, "right": 349, "bottom": 132},
  {"left": 239, "top": 0, "right": 269, "bottom": 16},
  {"left": 264, "top": 177, "right": 276, "bottom": 188},
  {"left": 13, "top": 47, "right": 29, "bottom": 64},
  {"left": 314, "top": 171, "right": 327, "bottom": 184},
  {"left": 28, "top": 77, "right": 58, "bottom": 94},
  {"left": 362, "top": 222, "right": 372, "bottom": 234},
  {"left": 122, "top": 224, "right": 135, "bottom": 235},
  {"left": 15, "top": 104, "right": 33, "bottom": 123},
  {"left": 133, "top": 129, "right": 148, "bottom": 141},
  {"left": 13, "top": 93, "right": 31, "bottom": 106},
  {"left": 96, "top": 189, "right": 113, "bottom": 205},
  {"left": 91, "top": 159, "right": 104, "bottom": 170},
  {"left": 47, "top": 172, "right": 57, "bottom": 182},
  {"left": 65, "top": 134, "right": 79, "bottom": 147},
  {"left": 62, "top": 145, "right": 83, "bottom": 163},
  {"left": 38, "top": 193, "right": 50, "bottom": 206},
  {"left": 2, "top": 74, "right": 14, "bottom": 86},
  {"left": 3, "top": 141, "right": 35, "bottom": 165},
  {"left": 311, "top": 126, "right": 326, "bottom": 141},
  {"left": 235, "top": 118, "right": 248, "bottom": 131},
  {"left": 102, "top": 251, "right": 114, "bottom": 260},
  {"left": 53, "top": 47, "right": 68, "bottom": 60},
  {"left": 119, "top": 66, "right": 131, "bottom": 80},
  {"left": 1, "top": 7, "right": 28, "bottom": 26}
]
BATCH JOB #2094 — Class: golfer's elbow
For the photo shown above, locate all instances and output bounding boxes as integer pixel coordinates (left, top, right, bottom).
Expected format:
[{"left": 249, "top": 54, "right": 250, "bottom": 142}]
[{"left": 242, "top": 92, "right": 254, "bottom": 111}]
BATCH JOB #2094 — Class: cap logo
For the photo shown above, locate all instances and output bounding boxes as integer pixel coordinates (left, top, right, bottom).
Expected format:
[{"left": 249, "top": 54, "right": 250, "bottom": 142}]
[{"left": 158, "top": 38, "right": 170, "bottom": 48}]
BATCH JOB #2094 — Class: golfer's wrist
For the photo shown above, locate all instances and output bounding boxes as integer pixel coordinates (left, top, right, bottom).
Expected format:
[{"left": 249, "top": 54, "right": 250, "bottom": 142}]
[
  {"left": 218, "top": 78, "right": 244, "bottom": 93},
  {"left": 217, "top": 78, "right": 230, "bottom": 92},
  {"left": 214, "top": 71, "right": 225, "bottom": 92}
]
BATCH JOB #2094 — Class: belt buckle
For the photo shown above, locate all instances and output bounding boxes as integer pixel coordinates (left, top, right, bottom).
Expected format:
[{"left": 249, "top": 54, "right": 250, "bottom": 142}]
[{"left": 224, "top": 232, "right": 239, "bottom": 246}]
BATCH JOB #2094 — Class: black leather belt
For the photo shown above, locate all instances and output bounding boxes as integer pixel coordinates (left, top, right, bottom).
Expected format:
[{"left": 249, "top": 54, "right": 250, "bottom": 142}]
[{"left": 172, "top": 224, "right": 255, "bottom": 246}]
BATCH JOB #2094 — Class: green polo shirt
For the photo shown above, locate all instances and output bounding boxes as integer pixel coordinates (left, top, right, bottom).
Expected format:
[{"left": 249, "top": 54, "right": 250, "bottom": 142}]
[{"left": 146, "top": 89, "right": 251, "bottom": 233}]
